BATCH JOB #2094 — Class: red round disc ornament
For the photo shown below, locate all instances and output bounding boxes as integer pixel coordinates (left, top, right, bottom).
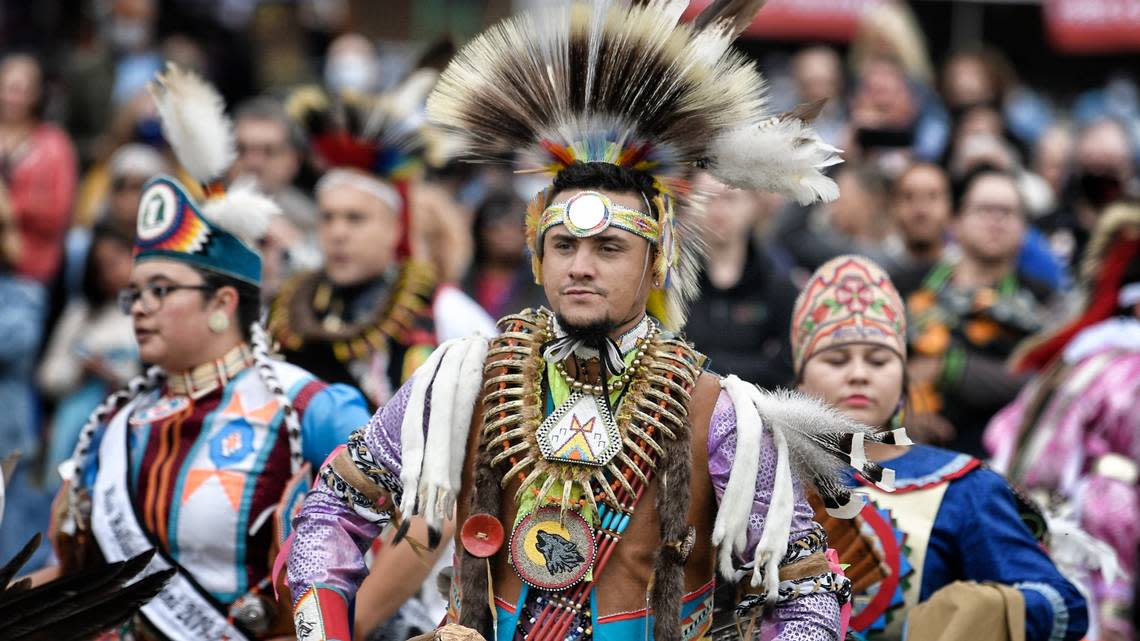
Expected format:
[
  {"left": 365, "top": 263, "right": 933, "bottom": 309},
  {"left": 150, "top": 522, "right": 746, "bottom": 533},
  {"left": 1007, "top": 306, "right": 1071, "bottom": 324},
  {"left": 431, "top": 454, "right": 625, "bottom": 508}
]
[{"left": 461, "top": 513, "right": 505, "bottom": 558}]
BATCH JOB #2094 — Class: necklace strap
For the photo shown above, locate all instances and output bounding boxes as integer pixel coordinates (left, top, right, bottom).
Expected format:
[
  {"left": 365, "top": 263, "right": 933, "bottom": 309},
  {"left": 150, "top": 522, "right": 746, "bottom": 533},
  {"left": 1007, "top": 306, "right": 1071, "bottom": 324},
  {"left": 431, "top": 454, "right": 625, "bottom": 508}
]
[{"left": 167, "top": 343, "right": 255, "bottom": 399}]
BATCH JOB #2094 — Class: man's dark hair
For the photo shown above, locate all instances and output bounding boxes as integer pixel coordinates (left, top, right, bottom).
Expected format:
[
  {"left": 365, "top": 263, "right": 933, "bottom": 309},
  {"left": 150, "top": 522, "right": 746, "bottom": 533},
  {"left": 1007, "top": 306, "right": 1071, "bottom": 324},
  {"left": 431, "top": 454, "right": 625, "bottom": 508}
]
[
  {"left": 951, "top": 163, "right": 1022, "bottom": 216},
  {"left": 195, "top": 268, "right": 262, "bottom": 341},
  {"left": 552, "top": 162, "right": 659, "bottom": 204}
]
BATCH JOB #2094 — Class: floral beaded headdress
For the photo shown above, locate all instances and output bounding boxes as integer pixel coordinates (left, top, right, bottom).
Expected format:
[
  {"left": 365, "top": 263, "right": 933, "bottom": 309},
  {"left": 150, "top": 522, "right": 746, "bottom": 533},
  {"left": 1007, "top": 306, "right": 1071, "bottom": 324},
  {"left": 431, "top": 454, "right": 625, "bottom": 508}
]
[{"left": 791, "top": 255, "right": 907, "bottom": 375}]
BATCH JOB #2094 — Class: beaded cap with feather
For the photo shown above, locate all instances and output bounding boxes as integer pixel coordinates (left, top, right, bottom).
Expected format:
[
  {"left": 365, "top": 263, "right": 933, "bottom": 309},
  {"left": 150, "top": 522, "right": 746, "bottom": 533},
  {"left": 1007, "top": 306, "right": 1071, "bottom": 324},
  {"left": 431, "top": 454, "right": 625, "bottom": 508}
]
[
  {"left": 137, "top": 63, "right": 279, "bottom": 285},
  {"left": 427, "top": 0, "right": 840, "bottom": 330}
]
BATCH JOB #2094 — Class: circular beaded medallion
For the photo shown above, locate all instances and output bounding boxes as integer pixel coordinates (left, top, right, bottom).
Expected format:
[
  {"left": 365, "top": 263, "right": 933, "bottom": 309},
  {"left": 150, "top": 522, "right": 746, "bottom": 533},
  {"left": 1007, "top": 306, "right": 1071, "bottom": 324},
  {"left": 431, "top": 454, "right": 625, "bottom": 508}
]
[{"left": 509, "top": 507, "right": 595, "bottom": 591}]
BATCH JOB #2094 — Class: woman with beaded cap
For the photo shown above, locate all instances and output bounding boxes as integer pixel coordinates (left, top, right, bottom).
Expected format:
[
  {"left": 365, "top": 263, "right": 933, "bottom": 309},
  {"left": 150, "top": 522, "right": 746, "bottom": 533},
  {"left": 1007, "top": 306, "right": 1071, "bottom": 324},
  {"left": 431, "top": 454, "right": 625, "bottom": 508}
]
[
  {"left": 791, "top": 255, "right": 1086, "bottom": 641},
  {"left": 282, "top": 2, "right": 923, "bottom": 641},
  {"left": 45, "top": 65, "right": 371, "bottom": 641}
]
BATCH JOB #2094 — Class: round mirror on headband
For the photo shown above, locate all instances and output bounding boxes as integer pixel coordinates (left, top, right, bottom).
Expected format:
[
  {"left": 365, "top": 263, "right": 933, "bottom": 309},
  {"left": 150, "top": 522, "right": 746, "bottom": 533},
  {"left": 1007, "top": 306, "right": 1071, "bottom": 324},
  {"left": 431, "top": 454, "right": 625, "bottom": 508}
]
[{"left": 564, "top": 192, "right": 611, "bottom": 237}]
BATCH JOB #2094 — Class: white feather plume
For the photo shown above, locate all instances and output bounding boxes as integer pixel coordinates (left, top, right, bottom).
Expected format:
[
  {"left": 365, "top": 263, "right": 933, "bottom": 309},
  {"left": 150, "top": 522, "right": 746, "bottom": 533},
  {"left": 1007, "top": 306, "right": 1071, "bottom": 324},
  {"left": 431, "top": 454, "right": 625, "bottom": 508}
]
[
  {"left": 148, "top": 62, "right": 236, "bottom": 184},
  {"left": 714, "top": 381, "right": 886, "bottom": 590},
  {"left": 200, "top": 178, "right": 279, "bottom": 246},
  {"left": 708, "top": 117, "right": 843, "bottom": 205}
]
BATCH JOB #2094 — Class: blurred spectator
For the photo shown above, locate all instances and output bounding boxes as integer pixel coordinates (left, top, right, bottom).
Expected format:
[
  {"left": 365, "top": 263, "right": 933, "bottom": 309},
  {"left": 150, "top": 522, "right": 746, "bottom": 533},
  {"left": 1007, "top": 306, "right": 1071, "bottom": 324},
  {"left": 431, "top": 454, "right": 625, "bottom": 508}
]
[
  {"left": 848, "top": 2, "right": 949, "bottom": 162},
  {"left": 1033, "top": 124, "right": 1074, "bottom": 204},
  {"left": 0, "top": 54, "right": 78, "bottom": 285},
  {"left": 0, "top": 179, "right": 49, "bottom": 568},
  {"left": 461, "top": 190, "right": 544, "bottom": 319},
  {"left": 1040, "top": 118, "right": 1138, "bottom": 268},
  {"left": 324, "top": 33, "right": 380, "bottom": 94},
  {"left": 849, "top": 1, "right": 934, "bottom": 85},
  {"left": 906, "top": 166, "right": 1054, "bottom": 455},
  {"left": 260, "top": 213, "right": 309, "bottom": 305},
  {"left": 687, "top": 174, "right": 797, "bottom": 388},
  {"left": 60, "top": 6, "right": 117, "bottom": 168},
  {"left": 230, "top": 96, "right": 318, "bottom": 233},
  {"left": 776, "top": 163, "right": 897, "bottom": 274},
  {"left": 887, "top": 162, "right": 953, "bottom": 297},
  {"left": 1073, "top": 73, "right": 1140, "bottom": 158},
  {"left": 105, "top": 0, "right": 162, "bottom": 106},
  {"left": 790, "top": 46, "right": 846, "bottom": 147},
  {"left": 37, "top": 222, "right": 138, "bottom": 480},
  {"left": 940, "top": 47, "right": 1054, "bottom": 150},
  {"left": 944, "top": 115, "right": 1071, "bottom": 291},
  {"left": 64, "top": 143, "right": 166, "bottom": 298}
]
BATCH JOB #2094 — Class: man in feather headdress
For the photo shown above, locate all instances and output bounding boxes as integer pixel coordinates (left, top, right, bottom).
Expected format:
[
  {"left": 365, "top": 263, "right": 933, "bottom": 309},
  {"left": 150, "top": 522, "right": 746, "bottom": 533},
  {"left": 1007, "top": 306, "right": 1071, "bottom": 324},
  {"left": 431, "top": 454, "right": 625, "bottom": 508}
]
[
  {"left": 267, "top": 49, "right": 496, "bottom": 411},
  {"left": 285, "top": 2, "right": 906, "bottom": 640}
]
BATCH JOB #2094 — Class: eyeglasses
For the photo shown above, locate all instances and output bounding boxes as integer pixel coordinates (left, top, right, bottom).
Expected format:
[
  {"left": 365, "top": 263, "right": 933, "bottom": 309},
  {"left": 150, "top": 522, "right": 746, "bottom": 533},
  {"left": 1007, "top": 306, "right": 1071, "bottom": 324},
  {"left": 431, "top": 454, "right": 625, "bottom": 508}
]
[{"left": 118, "top": 282, "right": 214, "bottom": 315}]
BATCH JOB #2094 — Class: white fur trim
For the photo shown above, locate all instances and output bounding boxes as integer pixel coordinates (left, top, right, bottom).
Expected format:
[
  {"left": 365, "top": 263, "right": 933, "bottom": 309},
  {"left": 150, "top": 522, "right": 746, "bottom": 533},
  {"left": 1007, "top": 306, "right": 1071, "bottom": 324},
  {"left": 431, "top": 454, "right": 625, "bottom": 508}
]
[
  {"left": 399, "top": 343, "right": 452, "bottom": 517},
  {"left": 1119, "top": 283, "right": 1140, "bottom": 308},
  {"left": 708, "top": 118, "right": 842, "bottom": 205},
  {"left": 751, "top": 416, "right": 792, "bottom": 602},
  {"left": 316, "top": 169, "right": 403, "bottom": 214},
  {"left": 200, "top": 178, "right": 279, "bottom": 246},
  {"left": 148, "top": 63, "right": 235, "bottom": 184},
  {"left": 399, "top": 336, "right": 490, "bottom": 528},
  {"left": 1064, "top": 316, "right": 1140, "bottom": 364},
  {"left": 714, "top": 376, "right": 764, "bottom": 578}
]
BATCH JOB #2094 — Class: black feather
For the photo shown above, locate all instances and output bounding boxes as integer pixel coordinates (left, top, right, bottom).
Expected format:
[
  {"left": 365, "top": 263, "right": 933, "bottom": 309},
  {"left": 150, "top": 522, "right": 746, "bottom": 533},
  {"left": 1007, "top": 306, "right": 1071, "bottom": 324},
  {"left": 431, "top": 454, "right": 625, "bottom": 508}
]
[
  {"left": 692, "top": 0, "right": 768, "bottom": 35},
  {"left": 10, "top": 568, "right": 175, "bottom": 641},
  {"left": 0, "top": 534, "right": 41, "bottom": 592},
  {"left": 1, "top": 548, "right": 156, "bottom": 620}
]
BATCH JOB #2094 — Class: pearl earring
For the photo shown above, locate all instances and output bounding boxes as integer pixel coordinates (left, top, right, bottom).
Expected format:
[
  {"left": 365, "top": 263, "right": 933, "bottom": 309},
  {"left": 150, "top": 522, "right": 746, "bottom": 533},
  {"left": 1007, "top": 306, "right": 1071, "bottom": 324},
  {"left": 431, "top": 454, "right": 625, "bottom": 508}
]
[{"left": 208, "top": 311, "right": 231, "bottom": 333}]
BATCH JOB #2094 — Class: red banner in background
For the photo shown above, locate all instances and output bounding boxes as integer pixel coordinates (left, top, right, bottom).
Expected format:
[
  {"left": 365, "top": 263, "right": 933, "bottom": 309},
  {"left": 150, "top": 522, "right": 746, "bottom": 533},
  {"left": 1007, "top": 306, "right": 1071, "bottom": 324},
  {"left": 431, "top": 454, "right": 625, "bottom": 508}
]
[
  {"left": 681, "top": 0, "right": 883, "bottom": 42},
  {"left": 1045, "top": 0, "right": 1140, "bottom": 53}
]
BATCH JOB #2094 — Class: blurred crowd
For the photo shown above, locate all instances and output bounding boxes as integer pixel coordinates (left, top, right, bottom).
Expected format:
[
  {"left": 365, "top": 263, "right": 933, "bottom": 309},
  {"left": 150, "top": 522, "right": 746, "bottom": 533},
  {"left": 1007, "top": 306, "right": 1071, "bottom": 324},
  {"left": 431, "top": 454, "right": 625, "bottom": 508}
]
[{"left": 0, "top": 0, "right": 1138, "bottom": 638}]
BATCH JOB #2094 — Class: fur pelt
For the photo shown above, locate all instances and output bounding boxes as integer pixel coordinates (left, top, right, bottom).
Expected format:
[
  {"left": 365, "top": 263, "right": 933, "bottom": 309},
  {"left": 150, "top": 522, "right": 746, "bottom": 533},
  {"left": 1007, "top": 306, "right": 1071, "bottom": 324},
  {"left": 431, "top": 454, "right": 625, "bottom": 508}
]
[
  {"left": 457, "top": 443, "right": 502, "bottom": 638},
  {"left": 649, "top": 410, "right": 693, "bottom": 641}
]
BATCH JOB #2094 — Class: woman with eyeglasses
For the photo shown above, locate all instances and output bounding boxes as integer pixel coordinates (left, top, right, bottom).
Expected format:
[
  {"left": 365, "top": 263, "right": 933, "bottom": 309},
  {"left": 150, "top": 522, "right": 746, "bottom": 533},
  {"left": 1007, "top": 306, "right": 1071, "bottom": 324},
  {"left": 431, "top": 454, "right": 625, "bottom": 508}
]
[
  {"left": 791, "top": 255, "right": 1087, "bottom": 641},
  {"left": 41, "top": 66, "right": 370, "bottom": 641}
]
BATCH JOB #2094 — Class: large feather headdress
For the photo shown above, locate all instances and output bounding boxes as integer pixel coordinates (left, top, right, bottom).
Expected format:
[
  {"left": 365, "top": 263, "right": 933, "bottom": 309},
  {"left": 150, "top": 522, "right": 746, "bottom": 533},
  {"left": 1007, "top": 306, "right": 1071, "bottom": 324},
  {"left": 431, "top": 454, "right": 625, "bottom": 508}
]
[
  {"left": 286, "top": 46, "right": 453, "bottom": 259},
  {"left": 428, "top": 0, "right": 841, "bottom": 329}
]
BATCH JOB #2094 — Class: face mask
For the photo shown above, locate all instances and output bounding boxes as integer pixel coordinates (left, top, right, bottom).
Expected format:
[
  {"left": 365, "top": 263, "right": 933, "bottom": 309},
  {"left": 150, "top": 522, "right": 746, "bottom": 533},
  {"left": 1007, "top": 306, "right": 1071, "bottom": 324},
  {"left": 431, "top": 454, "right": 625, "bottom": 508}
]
[
  {"left": 1076, "top": 170, "right": 1124, "bottom": 209},
  {"left": 109, "top": 18, "right": 152, "bottom": 51},
  {"left": 324, "top": 55, "right": 377, "bottom": 93}
]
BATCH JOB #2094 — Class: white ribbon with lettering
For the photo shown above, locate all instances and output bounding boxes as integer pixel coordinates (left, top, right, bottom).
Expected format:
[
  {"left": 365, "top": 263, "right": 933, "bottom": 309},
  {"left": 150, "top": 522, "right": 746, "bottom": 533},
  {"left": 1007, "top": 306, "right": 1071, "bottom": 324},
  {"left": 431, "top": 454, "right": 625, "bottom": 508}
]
[{"left": 90, "top": 398, "right": 251, "bottom": 641}]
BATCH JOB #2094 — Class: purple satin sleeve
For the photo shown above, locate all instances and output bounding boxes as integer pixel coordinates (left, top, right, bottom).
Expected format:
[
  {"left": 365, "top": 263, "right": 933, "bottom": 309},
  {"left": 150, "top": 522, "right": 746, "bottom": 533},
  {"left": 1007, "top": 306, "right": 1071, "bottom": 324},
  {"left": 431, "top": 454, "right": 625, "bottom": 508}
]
[
  {"left": 707, "top": 390, "right": 842, "bottom": 641},
  {"left": 287, "top": 380, "right": 414, "bottom": 603}
]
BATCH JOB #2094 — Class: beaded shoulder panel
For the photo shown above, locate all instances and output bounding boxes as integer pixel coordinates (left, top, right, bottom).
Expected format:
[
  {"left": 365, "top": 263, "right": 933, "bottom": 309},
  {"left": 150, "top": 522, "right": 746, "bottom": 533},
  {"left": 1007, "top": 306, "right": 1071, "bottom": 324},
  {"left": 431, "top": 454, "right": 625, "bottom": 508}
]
[{"left": 480, "top": 308, "right": 706, "bottom": 514}]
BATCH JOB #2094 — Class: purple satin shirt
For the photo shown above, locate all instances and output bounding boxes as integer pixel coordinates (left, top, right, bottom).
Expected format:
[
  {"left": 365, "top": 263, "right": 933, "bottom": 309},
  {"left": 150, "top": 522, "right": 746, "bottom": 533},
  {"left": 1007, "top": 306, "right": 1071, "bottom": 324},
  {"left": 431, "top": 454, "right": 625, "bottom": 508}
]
[{"left": 288, "top": 380, "right": 841, "bottom": 640}]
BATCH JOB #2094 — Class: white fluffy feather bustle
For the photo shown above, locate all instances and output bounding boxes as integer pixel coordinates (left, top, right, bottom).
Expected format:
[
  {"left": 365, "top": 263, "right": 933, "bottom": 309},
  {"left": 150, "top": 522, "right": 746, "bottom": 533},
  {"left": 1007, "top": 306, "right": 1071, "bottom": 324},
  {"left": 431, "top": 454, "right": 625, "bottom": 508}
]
[
  {"left": 708, "top": 117, "right": 843, "bottom": 205},
  {"left": 199, "top": 178, "right": 280, "bottom": 247},
  {"left": 148, "top": 62, "right": 236, "bottom": 184}
]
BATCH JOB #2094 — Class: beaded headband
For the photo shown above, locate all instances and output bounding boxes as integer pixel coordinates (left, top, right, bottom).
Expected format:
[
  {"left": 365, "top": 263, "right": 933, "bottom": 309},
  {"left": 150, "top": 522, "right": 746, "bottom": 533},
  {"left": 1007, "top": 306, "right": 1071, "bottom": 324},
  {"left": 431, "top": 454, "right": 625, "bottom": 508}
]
[{"left": 538, "top": 191, "right": 659, "bottom": 245}]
